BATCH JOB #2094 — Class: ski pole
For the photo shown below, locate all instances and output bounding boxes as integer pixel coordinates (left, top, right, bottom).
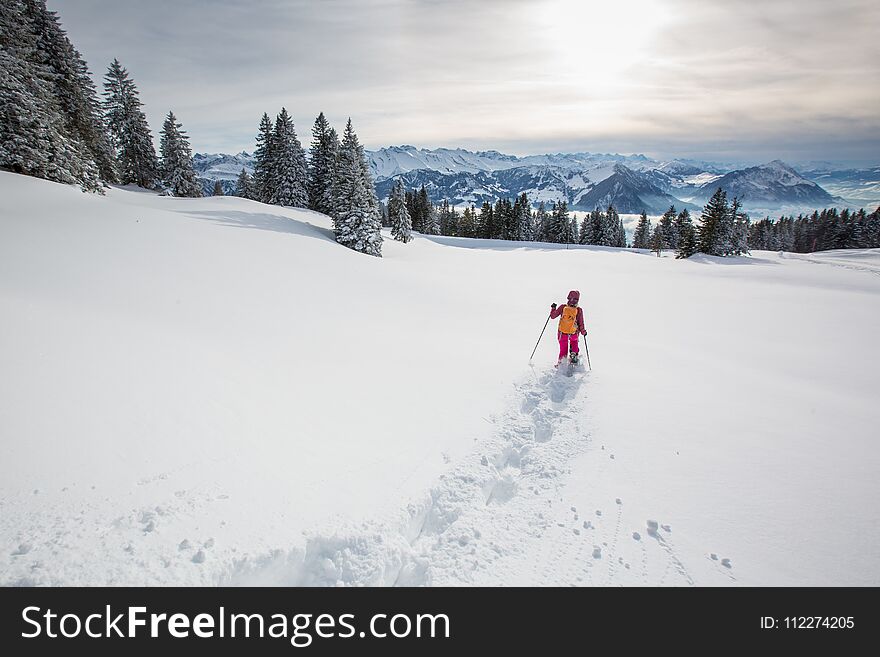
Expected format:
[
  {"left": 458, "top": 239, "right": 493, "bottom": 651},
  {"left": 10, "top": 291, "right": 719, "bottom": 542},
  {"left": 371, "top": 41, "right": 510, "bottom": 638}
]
[
  {"left": 583, "top": 334, "right": 592, "bottom": 370},
  {"left": 529, "top": 313, "right": 552, "bottom": 362}
]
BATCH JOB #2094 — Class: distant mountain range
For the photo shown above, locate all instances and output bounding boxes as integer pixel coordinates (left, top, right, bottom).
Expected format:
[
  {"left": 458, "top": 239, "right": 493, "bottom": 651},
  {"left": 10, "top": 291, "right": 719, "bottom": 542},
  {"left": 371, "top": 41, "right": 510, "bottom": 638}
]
[
  {"left": 192, "top": 152, "right": 254, "bottom": 197},
  {"left": 193, "top": 147, "right": 878, "bottom": 215}
]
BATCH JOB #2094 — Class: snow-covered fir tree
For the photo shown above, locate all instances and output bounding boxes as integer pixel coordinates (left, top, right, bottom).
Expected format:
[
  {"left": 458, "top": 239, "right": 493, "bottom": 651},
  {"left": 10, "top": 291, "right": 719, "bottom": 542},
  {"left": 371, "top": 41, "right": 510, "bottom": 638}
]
[
  {"left": 307, "top": 112, "right": 336, "bottom": 215},
  {"left": 388, "top": 179, "right": 412, "bottom": 243},
  {"left": 512, "top": 193, "right": 533, "bottom": 241},
  {"left": 477, "top": 201, "right": 493, "bottom": 239},
  {"left": 676, "top": 213, "right": 698, "bottom": 259},
  {"left": 659, "top": 205, "right": 677, "bottom": 249},
  {"left": 605, "top": 206, "right": 625, "bottom": 247},
  {"left": 102, "top": 59, "right": 158, "bottom": 189},
  {"left": 632, "top": 212, "right": 650, "bottom": 249},
  {"left": 458, "top": 205, "right": 477, "bottom": 238},
  {"left": 596, "top": 206, "right": 617, "bottom": 246},
  {"left": 26, "top": 0, "right": 117, "bottom": 184},
  {"left": 331, "top": 118, "right": 383, "bottom": 257},
  {"left": 578, "top": 212, "right": 594, "bottom": 245},
  {"left": 553, "top": 201, "right": 575, "bottom": 244},
  {"left": 412, "top": 186, "right": 431, "bottom": 233},
  {"left": 270, "top": 108, "right": 308, "bottom": 207},
  {"left": 673, "top": 209, "right": 692, "bottom": 251},
  {"left": 650, "top": 223, "right": 664, "bottom": 256},
  {"left": 212, "top": 180, "right": 224, "bottom": 196},
  {"left": 0, "top": 0, "right": 108, "bottom": 191},
  {"left": 732, "top": 197, "right": 750, "bottom": 256},
  {"left": 697, "top": 187, "right": 731, "bottom": 256},
  {"left": 494, "top": 198, "right": 511, "bottom": 240},
  {"left": 533, "top": 202, "right": 549, "bottom": 242},
  {"left": 252, "top": 113, "right": 274, "bottom": 203},
  {"left": 158, "top": 111, "right": 201, "bottom": 197},
  {"left": 423, "top": 202, "right": 439, "bottom": 235},
  {"left": 235, "top": 168, "right": 254, "bottom": 199},
  {"left": 438, "top": 199, "right": 457, "bottom": 236}
]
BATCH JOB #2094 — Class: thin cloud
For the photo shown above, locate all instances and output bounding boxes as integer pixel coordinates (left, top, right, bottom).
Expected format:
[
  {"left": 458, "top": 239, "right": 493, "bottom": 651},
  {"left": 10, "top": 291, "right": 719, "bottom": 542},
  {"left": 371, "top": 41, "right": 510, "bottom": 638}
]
[{"left": 50, "top": 0, "right": 879, "bottom": 163}]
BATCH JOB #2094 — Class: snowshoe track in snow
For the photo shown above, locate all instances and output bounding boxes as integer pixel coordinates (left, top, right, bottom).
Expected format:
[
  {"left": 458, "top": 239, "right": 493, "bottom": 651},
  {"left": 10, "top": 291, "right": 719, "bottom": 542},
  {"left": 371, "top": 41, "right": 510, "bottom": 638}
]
[
  {"left": 8, "top": 362, "right": 732, "bottom": 587},
  {"left": 219, "top": 363, "right": 734, "bottom": 586}
]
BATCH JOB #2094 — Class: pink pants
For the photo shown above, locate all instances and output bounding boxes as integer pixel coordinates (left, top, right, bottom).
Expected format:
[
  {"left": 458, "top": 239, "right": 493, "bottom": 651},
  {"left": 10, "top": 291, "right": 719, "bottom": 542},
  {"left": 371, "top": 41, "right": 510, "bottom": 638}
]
[{"left": 558, "top": 331, "right": 579, "bottom": 359}]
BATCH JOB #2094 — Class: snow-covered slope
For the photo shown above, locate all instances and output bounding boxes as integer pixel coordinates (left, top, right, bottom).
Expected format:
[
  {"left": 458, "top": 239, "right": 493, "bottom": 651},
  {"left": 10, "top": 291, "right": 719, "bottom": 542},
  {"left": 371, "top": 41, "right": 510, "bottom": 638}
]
[{"left": 2, "top": 171, "right": 879, "bottom": 586}]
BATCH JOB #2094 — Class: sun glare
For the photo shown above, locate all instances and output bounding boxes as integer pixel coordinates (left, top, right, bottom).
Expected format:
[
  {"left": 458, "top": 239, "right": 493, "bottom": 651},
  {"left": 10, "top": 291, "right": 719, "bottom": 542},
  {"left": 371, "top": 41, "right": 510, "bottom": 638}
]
[{"left": 528, "top": 0, "right": 671, "bottom": 90}]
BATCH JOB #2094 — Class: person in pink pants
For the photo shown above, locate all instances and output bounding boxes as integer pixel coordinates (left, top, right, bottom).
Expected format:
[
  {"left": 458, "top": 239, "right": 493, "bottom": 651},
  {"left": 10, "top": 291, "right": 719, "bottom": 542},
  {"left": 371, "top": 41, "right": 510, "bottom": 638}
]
[{"left": 549, "top": 289, "right": 587, "bottom": 364}]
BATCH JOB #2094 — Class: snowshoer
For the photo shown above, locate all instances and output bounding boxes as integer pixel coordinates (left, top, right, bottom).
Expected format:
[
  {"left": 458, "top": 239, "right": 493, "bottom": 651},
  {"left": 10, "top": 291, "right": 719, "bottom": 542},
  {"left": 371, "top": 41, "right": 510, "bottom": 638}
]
[{"left": 550, "top": 290, "right": 586, "bottom": 366}]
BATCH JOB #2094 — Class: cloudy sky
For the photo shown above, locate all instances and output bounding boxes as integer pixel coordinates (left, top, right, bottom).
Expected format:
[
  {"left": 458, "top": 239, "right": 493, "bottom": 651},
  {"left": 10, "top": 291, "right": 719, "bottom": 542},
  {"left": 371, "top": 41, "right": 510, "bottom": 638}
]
[{"left": 52, "top": 0, "right": 879, "bottom": 164}]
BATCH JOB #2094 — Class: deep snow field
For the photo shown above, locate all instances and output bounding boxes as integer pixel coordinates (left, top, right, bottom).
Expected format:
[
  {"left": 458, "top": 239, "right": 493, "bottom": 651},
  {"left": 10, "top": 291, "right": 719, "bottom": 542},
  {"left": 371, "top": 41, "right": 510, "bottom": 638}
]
[{"left": 1, "top": 171, "right": 878, "bottom": 586}]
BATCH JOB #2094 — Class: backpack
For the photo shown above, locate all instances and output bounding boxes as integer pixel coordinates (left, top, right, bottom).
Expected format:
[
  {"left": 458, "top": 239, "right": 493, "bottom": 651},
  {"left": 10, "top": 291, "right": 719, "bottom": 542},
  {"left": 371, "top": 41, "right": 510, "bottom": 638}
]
[{"left": 558, "top": 305, "right": 578, "bottom": 334}]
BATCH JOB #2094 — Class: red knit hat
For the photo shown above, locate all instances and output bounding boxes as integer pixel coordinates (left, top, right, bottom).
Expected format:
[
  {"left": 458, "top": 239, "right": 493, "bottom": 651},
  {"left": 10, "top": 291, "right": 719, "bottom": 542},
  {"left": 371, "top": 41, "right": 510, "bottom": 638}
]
[{"left": 567, "top": 290, "right": 580, "bottom": 302}]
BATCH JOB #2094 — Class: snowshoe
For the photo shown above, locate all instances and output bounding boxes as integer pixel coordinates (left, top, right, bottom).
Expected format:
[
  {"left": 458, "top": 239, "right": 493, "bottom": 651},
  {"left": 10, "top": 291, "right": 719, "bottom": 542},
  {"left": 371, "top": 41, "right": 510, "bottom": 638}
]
[{"left": 569, "top": 353, "right": 580, "bottom": 365}]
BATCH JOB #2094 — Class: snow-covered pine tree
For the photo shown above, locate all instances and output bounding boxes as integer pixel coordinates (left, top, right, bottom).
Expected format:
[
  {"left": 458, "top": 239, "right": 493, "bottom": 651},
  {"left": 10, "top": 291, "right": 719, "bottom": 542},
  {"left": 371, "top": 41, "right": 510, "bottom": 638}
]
[
  {"left": 588, "top": 209, "right": 602, "bottom": 246},
  {"left": 867, "top": 207, "right": 880, "bottom": 248},
  {"left": 477, "top": 201, "right": 496, "bottom": 240},
  {"left": 553, "top": 201, "right": 575, "bottom": 243},
  {"left": 673, "top": 209, "right": 691, "bottom": 250},
  {"left": 270, "top": 108, "right": 308, "bottom": 207},
  {"left": 494, "top": 198, "right": 512, "bottom": 240},
  {"left": 102, "top": 59, "right": 158, "bottom": 189},
  {"left": 28, "top": 0, "right": 117, "bottom": 184},
  {"left": 307, "top": 112, "right": 336, "bottom": 215},
  {"left": 210, "top": 180, "right": 223, "bottom": 196},
  {"left": 458, "top": 205, "right": 476, "bottom": 238},
  {"left": 0, "top": 0, "right": 104, "bottom": 190},
  {"left": 448, "top": 205, "right": 460, "bottom": 237},
  {"left": 650, "top": 223, "right": 664, "bottom": 257},
  {"left": 331, "top": 118, "right": 383, "bottom": 257},
  {"left": 597, "top": 206, "right": 617, "bottom": 246},
  {"left": 158, "top": 111, "right": 201, "bottom": 197},
  {"left": 513, "top": 193, "right": 533, "bottom": 241},
  {"left": 659, "top": 205, "right": 677, "bottom": 249},
  {"left": 404, "top": 189, "right": 417, "bottom": 231},
  {"left": 235, "top": 168, "right": 254, "bottom": 199},
  {"left": 388, "top": 179, "right": 412, "bottom": 243},
  {"left": 423, "top": 203, "right": 439, "bottom": 235},
  {"left": 252, "top": 112, "right": 274, "bottom": 203},
  {"left": 438, "top": 199, "right": 456, "bottom": 236},
  {"left": 321, "top": 126, "right": 340, "bottom": 214},
  {"left": 604, "top": 206, "right": 622, "bottom": 247},
  {"left": 697, "top": 187, "right": 730, "bottom": 256},
  {"left": 731, "top": 197, "right": 750, "bottom": 256},
  {"left": 578, "top": 212, "right": 593, "bottom": 244},
  {"left": 676, "top": 217, "right": 698, "bottom": 258},
  {"left": 534, "top": 202, "right": 549, "bottom": 242},
  {"left": 633, "top": 212, "right": 651, "bottom": 249},
  {"left": 415, "top": 186, "right": 431, "bottom": 233}
]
